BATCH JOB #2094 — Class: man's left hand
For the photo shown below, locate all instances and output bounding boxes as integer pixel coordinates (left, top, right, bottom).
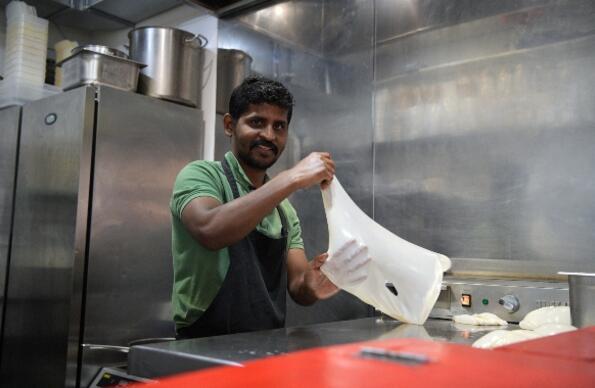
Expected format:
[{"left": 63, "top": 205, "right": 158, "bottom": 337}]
[{"left": 303, "top": 253, "right": 340, "bottom": 300}]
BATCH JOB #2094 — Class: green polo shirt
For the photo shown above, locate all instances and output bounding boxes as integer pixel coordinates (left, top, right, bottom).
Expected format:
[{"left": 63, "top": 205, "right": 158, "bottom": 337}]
[{"left": 170, "top": 152, "right": 304, "bottom": 329}]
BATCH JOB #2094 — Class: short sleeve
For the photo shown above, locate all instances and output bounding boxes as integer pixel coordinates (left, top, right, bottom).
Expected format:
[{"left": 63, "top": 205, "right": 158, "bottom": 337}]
[
  {"left": 170, "top": 161, "right": 224, "bottom": 219},
  {"left": 281, "top": 200, "right": 304, "bottom": 250}
]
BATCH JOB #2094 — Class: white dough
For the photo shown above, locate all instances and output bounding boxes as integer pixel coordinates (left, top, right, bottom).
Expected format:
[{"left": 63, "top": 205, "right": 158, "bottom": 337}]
[
  {"left": 453, "top": 313, "right": 508, "bottom": 326},
  {"left": 472, "top": 329, "right": 543, "bottom": 349},
  {"left": 519, "top": 306, "right": 571, "bottom": 330},
  {"left": 472, "top": 306, "right": 575, "bottom": 349},
  {"left": 532, "top": 323, "right": 576, "bottom": 336},
  {"left": 320, "top": 179, "right": 450, "bottom": 324}
]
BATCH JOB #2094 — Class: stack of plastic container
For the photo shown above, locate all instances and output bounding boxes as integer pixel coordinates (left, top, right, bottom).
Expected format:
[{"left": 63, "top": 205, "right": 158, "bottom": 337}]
[
  {"left": 0, "top": 1, "right": 57, "bottom": 107},
  {"left": 54, "top": 39, "right": 78, "bottom": 87}
]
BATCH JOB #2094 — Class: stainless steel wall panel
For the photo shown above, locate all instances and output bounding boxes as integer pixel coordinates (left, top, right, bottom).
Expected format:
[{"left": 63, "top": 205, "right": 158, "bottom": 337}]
[
  {"left": 79, "top": 87, "right": 203, "bottom": 386},
  {"left": 218, "top": 0, "right": 593, "bottom": 313},
  {"left": 235, "top": 1, "right": 324, "bottom": 54},
  {"left": 376, "top": 0, "right": 595, "bottom": 82},
  {"left": 0, "top": 106, "right": 21, "bottom": 349},
  {"left": 373, "top": 0, "right": 595, "bottom": 275},
  {"left": 219, "top": 22, "right": 332, "bottom": 96},
  {"left": 375, "top": 0, "right": 565, "bottom": 43},
  {"left": 322, "top": 0, "right": 374, "bottom": 59},
  {"left": 1, "top": 87, "right": 95, "bottom": 387},
  {"left": 219, "top": 24, "right": 276, "bottom": 76}
]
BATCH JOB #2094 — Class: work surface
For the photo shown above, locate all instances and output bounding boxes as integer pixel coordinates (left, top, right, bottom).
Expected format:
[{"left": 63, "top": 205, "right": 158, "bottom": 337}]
[
  {"left": 148, "top": 327, "right": 595, "bottom": 388},
  {"left": 128, "top": 317, "right": 514, "bottom": 378}
]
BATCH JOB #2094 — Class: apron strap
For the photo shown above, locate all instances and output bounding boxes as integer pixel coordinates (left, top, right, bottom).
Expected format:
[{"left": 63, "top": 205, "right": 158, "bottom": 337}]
[
  {"left": 221, "top": 158, "right": 241, "bottom": 200},
  {"left": 221, "top": 158, "right": 288, "bottom": 235}
]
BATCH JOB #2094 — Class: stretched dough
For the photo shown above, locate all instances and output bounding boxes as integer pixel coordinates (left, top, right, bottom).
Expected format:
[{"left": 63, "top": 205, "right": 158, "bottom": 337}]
[{"left": 320, "top": 178, "right": 451, "bottom": 324}]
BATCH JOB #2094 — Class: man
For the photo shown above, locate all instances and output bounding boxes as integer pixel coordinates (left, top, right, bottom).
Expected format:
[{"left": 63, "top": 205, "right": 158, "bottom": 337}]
[{"left": 170, "top": 76, "right": 369, "bottom": 339}]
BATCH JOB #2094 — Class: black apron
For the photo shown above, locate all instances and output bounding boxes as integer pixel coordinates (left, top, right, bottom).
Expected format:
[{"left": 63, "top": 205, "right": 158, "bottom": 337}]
[{"left": 176, "top": 159, "right": 288, "bottom": 339}]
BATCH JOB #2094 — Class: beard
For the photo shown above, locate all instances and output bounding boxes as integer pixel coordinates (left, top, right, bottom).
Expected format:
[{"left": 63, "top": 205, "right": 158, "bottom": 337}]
[{"left": 238, "top": 140, "right": 280, "bottom": 170}]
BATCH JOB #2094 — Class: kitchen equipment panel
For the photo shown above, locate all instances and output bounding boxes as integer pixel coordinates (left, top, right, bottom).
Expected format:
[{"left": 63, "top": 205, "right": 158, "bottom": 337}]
[{"left": 431, "top": 278, "right": 569, "bottom": 322}]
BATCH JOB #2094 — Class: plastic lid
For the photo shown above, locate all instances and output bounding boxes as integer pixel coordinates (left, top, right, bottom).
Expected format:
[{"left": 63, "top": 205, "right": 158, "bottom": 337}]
[
  {"left": 558, "top": 272, "right": 595, "bottom": 277},
  {"left": 71, "top": 45, "right": 128, "bottom": 59},
  {"left": 6, "top": 1, "right": 37, "bottom": 19}
]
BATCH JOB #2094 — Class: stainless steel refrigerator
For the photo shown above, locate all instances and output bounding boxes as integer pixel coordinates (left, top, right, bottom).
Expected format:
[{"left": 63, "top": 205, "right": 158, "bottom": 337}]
[
  {"left": 0, "top": 106, "right": 22, "bottom": 361},
  {"left": 0, "top": 86, "right": 203, "bottom": 387}
]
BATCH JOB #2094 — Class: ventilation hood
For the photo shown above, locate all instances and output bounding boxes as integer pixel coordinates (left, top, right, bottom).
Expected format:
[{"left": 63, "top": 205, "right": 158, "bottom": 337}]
[{"left": 0, "top": 0, "right": 272, "bottom": 30}]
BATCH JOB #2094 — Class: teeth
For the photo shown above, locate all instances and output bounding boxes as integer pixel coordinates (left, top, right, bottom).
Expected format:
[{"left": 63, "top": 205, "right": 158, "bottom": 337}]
[{"left": 253, "top": 144, "right": 275, "bottom": 154}]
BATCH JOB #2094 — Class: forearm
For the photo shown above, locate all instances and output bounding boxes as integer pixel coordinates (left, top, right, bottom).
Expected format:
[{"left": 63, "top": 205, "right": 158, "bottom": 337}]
[
  {"left": 183, "top": 151, "right": 335, "bottom": 250},
  {"left": 196, "top": 170, "right": 298, "bottom": 249}
]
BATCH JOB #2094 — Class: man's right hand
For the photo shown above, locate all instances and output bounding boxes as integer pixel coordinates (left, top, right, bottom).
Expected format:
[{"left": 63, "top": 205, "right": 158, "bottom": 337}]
[{"left": 287, "top": 152, "right": 336, "bottom": 190}]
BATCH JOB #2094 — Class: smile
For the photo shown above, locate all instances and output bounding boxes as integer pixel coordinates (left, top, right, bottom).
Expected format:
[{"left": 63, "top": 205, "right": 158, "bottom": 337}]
[{"left": 251, "top": 143, "right": 278, "bottom": 155}]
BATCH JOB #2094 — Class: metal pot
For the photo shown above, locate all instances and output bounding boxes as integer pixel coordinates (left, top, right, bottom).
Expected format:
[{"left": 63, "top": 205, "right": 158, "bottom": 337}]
[
  {"left": 216, "top": 48, "right": 253, "bottom": 114},
  {"left": 128, "top": 26, "right": 207, "bottom": 107},
  {"left": 559, "top": 272, "right": 595, "bottom": 327}
]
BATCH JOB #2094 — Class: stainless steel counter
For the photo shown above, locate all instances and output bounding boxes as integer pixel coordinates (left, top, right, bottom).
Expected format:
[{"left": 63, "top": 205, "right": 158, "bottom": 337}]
[{"left": 128, "top": 317, "right": 516, "bottom": 379}]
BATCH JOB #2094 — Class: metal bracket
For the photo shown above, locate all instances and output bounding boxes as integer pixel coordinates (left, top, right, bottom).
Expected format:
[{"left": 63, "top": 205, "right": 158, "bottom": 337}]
[
  {"left": 359, "top": 347, "right": 430, "bottom": 366},
  {"left": 51, "top": 0, "right": 105, "bottom": 11}
]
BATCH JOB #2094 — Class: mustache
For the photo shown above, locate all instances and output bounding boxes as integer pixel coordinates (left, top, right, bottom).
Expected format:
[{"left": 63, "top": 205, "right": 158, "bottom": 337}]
[{"left": 250, "top": 140, "right": 278, "bottom": 155}]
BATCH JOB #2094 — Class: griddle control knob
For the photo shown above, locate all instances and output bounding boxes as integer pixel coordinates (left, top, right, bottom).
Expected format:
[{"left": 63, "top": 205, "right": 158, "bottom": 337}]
[{"left": 499, "top": 295, "right": 520, "bottom": 313}]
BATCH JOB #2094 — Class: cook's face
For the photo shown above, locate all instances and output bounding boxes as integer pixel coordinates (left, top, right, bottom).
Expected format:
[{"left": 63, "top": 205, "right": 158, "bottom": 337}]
[{"left": 227, "top": 103, "right": 289, "bottom": 170}]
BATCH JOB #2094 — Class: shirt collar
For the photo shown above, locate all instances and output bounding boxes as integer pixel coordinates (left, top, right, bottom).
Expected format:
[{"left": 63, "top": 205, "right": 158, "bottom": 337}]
[{"left": 224, "top": 151, "right": 269, "bottom": 191}]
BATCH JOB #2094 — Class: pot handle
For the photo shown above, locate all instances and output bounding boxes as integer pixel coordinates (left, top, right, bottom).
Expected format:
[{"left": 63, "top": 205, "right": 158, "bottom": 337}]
[
  {"left": 185, "top": 33, "right": 208, "bottom": 48},
  {"left": 82, "top": 343, "right": 130, "bottom": 353}
]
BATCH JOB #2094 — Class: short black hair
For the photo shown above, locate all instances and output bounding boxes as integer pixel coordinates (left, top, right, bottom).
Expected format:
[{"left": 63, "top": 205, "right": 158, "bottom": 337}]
[{"left": 229, "top": 76, "right": 294, "bottom": 124}]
